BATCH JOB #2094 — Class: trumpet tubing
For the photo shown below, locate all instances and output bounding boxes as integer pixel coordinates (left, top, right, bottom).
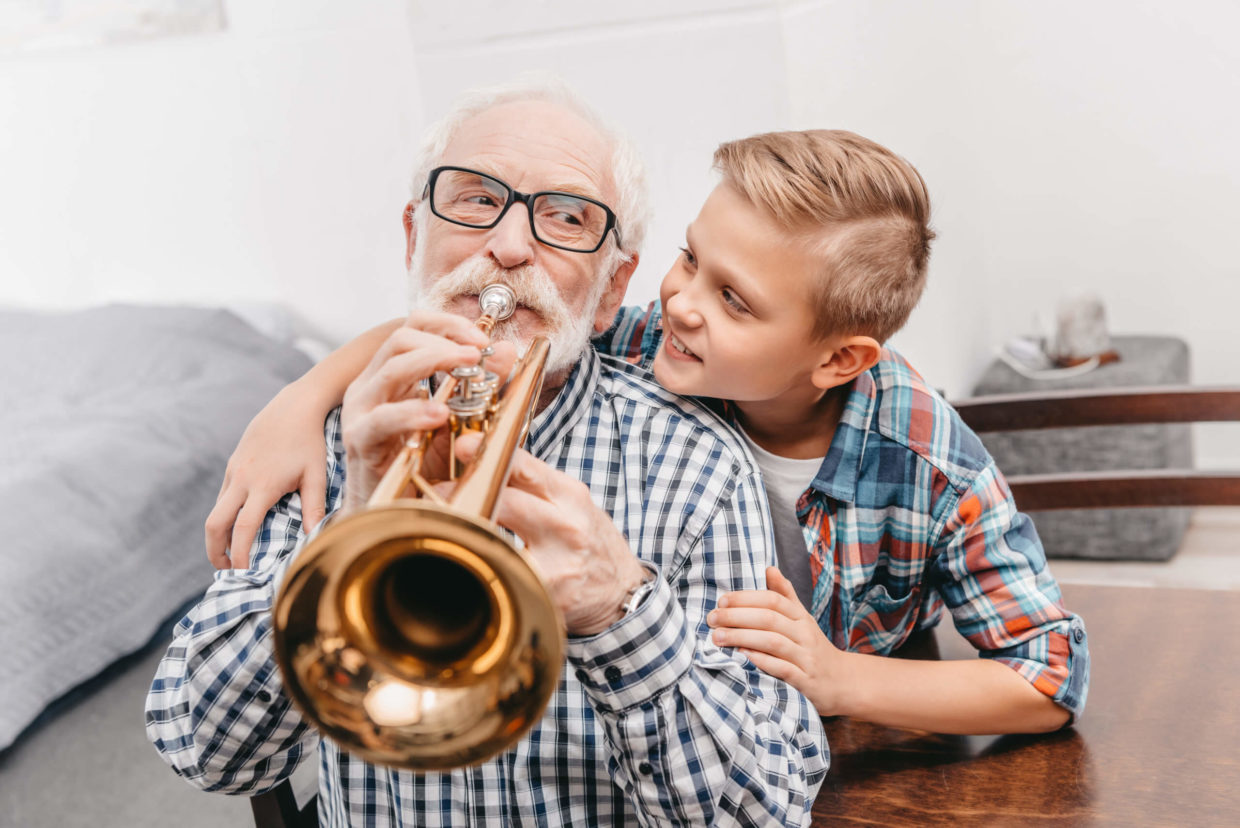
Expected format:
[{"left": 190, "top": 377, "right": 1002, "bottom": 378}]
[{"left": 272, "top": 284, "right": 564, "bottom": 771}]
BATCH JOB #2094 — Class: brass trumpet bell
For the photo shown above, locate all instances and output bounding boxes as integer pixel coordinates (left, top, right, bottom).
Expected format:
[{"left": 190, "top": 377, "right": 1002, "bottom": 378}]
[{"left": 272, "top": 284, "right": 565, "bottom": 771}]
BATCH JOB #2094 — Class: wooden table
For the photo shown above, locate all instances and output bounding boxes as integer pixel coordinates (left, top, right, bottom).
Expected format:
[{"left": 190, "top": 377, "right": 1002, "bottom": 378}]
[{"left": 811, "top": 584, "right": 1240, "bottom": 826}]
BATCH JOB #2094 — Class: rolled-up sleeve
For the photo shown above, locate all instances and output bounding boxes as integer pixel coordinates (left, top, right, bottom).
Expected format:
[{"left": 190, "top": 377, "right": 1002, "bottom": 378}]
[{"left": 929, "top": 462, "right": 1091, "bottom": 721}]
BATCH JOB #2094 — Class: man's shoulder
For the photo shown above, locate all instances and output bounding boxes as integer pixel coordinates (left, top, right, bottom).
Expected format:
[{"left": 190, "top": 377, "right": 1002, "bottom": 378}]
[
  {"left": 865, "top": 348, "right": 993, "bottom": 487},
  {"left": 593, "top": 354, "right": 754, "bottom": 474}
]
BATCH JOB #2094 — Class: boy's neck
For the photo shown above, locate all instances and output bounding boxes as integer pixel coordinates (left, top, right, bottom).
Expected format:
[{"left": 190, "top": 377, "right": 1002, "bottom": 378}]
[{"left": 734, "top": 384, "right": 850, "bottom": 460}]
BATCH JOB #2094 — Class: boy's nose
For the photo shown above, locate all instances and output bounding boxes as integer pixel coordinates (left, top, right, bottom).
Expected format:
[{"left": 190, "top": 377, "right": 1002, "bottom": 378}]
[
  {"left": 664, "top": 289, "right": 704, "bottom": 329},
  {"left": 485, "top": 204, "right": 537, "bottom": 269}
]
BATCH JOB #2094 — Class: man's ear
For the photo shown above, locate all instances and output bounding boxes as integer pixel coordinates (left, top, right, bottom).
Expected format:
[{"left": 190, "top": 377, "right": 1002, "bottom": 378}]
[
  {"left": 811, "top": 335, "right": 882, "bottom": 391},
  {"left": 592, "top": 252, "right": 640, "bottom": 333},
  {"left": 403, "top": 200, "right": 419, "bottom": 270}
]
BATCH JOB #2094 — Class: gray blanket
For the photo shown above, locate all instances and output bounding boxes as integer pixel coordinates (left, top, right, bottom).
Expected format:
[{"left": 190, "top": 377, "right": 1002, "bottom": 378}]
[{"left": 0, "top": 305, "right": 313, "bottom": 750}]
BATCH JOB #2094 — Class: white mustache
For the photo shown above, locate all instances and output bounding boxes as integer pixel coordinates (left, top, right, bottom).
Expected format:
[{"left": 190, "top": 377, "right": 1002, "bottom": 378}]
[
  {"left": 422, "top": 257, "right": 572, "bottom": 336},
  {"left": 410, "top": 254, "right": 600, "bottom": 378}
]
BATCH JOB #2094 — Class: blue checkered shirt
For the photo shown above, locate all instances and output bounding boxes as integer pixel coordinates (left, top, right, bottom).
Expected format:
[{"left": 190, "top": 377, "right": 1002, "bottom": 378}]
[{"left": 146, "top": 349, "right": 829, "bottom": 826}]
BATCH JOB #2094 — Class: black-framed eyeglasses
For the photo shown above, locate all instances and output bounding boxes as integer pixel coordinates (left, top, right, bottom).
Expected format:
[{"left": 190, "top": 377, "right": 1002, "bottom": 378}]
[{"left": 423, "top": 166, "right": 623, "bottom": 254}]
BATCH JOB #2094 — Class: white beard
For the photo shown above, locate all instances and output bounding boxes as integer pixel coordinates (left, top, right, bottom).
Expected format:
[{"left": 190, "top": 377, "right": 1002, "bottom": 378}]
[{"left": 408, "top": 247, "right": 608, "bottom": 380}]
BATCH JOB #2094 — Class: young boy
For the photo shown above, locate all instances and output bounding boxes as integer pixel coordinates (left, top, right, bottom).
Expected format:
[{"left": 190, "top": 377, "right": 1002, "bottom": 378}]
[{"left": 207, "top": 129, "right": 1088, "bottom": 734}]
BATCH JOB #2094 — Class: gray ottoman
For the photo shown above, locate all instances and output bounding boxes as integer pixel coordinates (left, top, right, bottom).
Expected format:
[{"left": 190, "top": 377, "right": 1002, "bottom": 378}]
[{"left": 971, "top": 336, "right": 1192, "bottom": 561}]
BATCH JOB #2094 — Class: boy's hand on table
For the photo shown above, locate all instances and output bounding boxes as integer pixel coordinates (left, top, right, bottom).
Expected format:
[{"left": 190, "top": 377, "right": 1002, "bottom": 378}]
[{"left": 708, "top": 566, "right": 852, "bottom": 715}]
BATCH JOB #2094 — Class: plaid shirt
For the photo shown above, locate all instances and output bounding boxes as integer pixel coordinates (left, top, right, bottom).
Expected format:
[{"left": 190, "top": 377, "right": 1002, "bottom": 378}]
[
  {"left": 146, "top": 349, "right": 829, "bottom": 826},
  {"left": 601, "top": 303, "right": 1090, "bottom": 719}
]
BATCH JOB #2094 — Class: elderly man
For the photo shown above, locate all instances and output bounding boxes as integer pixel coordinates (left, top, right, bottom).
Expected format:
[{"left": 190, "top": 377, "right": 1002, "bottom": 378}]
[{"left": 145, "top": 80, "right": 828, "bottom": 826}]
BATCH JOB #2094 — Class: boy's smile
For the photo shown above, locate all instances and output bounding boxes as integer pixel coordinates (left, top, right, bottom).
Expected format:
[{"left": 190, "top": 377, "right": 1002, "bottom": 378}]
[{"left": 653, "top": 183, "right": 836, "bottom": 409}]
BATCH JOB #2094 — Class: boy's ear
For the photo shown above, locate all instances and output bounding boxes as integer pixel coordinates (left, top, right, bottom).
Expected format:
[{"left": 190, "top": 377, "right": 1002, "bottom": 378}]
[
  {"left": 403, "top": 200, "right": 420, "bottom": 270},
  {"left": 811, "top": 335, "right": 883, "bottom": 391},
  {"left": 592, "top": 252, "right": 640, "bottom": 333}
]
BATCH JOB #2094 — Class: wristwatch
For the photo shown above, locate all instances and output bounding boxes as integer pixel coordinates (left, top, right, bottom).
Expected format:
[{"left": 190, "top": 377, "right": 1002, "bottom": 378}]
[{"left": 620, "top": 565, "right": 658, "bottom": 618}]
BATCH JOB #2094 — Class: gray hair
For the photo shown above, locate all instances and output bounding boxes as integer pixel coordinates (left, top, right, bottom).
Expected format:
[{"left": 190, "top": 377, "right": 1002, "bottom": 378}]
[{"left": 409, "top": 72, "right": 650, "bottom": 263}]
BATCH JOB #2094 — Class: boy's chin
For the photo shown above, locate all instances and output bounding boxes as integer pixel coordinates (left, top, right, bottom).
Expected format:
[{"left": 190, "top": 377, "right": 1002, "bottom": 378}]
[{"left": 652, "top": 352, "right": 701, "bottom": 396}]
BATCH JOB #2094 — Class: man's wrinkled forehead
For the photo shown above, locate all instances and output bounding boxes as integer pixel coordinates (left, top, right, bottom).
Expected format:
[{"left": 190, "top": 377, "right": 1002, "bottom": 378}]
[{"left": 440, "top": 100, "right": 615, "bottom": 204}]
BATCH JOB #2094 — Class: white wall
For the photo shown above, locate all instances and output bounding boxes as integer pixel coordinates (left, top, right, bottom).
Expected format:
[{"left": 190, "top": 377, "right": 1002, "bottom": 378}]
[
  {"left": 782, "top": 0, "right": 1240, "bottom": 463},
  {"left": 0, "top": 0, "right": 421, "bottom": 345},
  {"left": 3, "top": 1, "right": 1236, "bottom": 460},
  {"left": 408, "top": 0, "right": 791, "bottom": 305}
]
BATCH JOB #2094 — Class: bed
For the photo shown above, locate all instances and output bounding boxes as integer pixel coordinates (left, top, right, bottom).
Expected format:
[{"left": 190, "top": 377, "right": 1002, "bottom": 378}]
[{"left": 0, "top": 303, "right": 316, "bottom": 751}]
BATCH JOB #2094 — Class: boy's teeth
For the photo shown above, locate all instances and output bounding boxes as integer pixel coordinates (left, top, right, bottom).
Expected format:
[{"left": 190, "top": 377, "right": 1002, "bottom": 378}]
[{"left": 670, "top": 335, "right": 696, "bottom": 357}]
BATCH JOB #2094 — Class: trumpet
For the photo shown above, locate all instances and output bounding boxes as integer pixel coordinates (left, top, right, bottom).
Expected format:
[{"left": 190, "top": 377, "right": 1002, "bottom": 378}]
[{"left": 272, "top": 284, "right": 564, "bottom": 771}]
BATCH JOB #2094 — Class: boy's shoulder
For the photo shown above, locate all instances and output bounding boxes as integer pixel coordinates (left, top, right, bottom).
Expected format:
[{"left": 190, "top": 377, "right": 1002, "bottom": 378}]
[
  {"left": 594, "top": 302, "right": 663, "bottom": 369},
  {"left": 862, "top": 348, "right": 994, "bottom": 489}
]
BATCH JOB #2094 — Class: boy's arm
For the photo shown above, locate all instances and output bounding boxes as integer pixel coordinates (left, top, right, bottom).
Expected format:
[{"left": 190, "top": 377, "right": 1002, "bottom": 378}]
[
  {"left": 711, "top": 567, "right": 1071, "bottom": 734},
  {"left": 204, "top": 318, "right": 400, "bottom": 569}
]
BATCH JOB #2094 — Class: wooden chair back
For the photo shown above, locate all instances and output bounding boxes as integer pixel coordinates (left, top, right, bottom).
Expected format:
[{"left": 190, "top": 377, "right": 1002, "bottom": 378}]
[{"left": 950, "top": 386, "right": 1240, "bottom": 510}]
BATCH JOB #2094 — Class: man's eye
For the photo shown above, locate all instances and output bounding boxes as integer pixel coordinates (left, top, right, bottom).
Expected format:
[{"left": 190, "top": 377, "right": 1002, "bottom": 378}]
[
  {"left": 679, "top": 246, "right": 696, "bottom": 267},
  {"left": 463, "top": 194, "right": 500, "bottom": 206},
  {"left": 548, "top": 211, "right": 582, "bottom": 226}
]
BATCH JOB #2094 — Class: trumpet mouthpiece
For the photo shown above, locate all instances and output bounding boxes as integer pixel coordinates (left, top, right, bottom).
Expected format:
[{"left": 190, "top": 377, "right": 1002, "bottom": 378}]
[{"left": 479, "top": 284, "right": 517, "bottom": 321}]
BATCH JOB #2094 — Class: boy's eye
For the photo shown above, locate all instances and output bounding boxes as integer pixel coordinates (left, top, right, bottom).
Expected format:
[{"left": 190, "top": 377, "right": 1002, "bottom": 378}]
[
  {"left": 721, "top": 288, "right": 748, "bottom": 314},
  {"left": 678, "top": 246, "right": 696, "bottom": 267}
]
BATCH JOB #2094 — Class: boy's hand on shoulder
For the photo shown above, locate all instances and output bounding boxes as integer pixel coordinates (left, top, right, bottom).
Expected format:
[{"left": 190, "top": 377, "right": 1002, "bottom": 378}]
[{"left": 708, "top": 566, "right": 852, "bottom": 716}]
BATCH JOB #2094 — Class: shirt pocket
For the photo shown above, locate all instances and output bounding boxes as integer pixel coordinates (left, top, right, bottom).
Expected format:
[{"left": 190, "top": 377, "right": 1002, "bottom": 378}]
[{"left": 846, "top": 581, "right": 923, "bottom": 654}]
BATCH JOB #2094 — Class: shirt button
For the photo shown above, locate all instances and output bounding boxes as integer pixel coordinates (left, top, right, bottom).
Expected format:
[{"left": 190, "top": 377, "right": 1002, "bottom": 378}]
[
  {"left": 604, "top": 665, "right": 622, "bottom": 684},
  {"left": 638, "top": 762, "right": 653, "bottom": 776},
  {"left": 256, "top": 690, "right": 271, "bottom": 703},
  {"left": 574, "top": 668, "right": 590, "bottom": 684},
  {"left": 1073, "top": 627, "right": 1085, "bottom": 644}
]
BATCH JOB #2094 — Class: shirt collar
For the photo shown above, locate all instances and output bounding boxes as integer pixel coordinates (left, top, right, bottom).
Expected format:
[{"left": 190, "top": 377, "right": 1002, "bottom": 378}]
[
  {"left": 805, "top": 369, "right": 877, "bottom": 504},
  {"left": 526, "top": 348, "right": 601, "bottom": 458}
]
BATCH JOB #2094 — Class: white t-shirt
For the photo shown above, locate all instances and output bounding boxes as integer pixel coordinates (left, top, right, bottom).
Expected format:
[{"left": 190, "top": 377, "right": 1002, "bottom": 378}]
[{"left": 739, "top": 427, "right": 822, "bottom": 610}]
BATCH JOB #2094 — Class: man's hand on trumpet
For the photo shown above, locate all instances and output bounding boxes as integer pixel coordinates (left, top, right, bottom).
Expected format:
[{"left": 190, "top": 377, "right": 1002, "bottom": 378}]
[
  {"left": 454, "top": 434, "right": 650, "bottom": 637},
  {"left": 339, "top": 309, "right": 517, "bottom": 513}
]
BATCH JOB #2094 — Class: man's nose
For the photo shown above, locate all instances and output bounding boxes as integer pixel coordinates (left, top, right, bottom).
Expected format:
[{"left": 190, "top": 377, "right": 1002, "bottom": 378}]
[{"left": 485, "top": 202, "right": 537, "bottom": 269}]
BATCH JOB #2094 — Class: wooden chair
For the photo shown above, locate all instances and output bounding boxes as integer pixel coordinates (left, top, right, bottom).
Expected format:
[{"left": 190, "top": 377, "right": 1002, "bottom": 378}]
[
  {"left": 250, "top": 779, "right": 316, "bottom": 828},
  {"left": 950, "top": 385, "right": 1240, "bottom": 510}
]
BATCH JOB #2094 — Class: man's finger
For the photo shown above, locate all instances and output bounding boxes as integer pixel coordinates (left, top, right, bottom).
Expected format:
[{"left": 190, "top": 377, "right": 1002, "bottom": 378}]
[
  {"left": 484, "top": 340, "right": 519, "bottom": 383},
  {"left": 351, "top": 398, "right": 452, "bottom": 449},
  {"left": 363, "top": 342, "right": 483, "bottom": 407},
  {"left": 403, "top": 309, "right": 492, "bottom": 347},
  {"left": 361, "top": 320, "right": 484, "bottom": 380},
  {"left": 488, "top": 484, "right": 565, "bottom": 550},
  {"left": 500, "top": 448, "right": 559, "bottom": 501}
]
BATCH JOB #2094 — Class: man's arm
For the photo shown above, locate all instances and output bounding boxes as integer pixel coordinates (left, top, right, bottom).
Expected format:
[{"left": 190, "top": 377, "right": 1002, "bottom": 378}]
[
  {"left": 487, "top": 445, "right": 830, "bottom": 826},
  {"left": 146, "top": 417, "right": 346, "bottom": 792}
]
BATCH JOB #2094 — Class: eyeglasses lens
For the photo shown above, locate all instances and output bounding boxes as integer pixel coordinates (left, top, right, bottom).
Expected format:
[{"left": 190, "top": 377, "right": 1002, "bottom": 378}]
[{"left": 432, "top": 169, "right": 607, "bottom": 252}]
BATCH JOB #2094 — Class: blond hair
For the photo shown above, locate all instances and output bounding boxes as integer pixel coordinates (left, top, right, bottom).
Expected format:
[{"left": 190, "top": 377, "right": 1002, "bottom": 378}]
[{"left": 713, "top": 130, "right": 935, "bottom": 343}]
